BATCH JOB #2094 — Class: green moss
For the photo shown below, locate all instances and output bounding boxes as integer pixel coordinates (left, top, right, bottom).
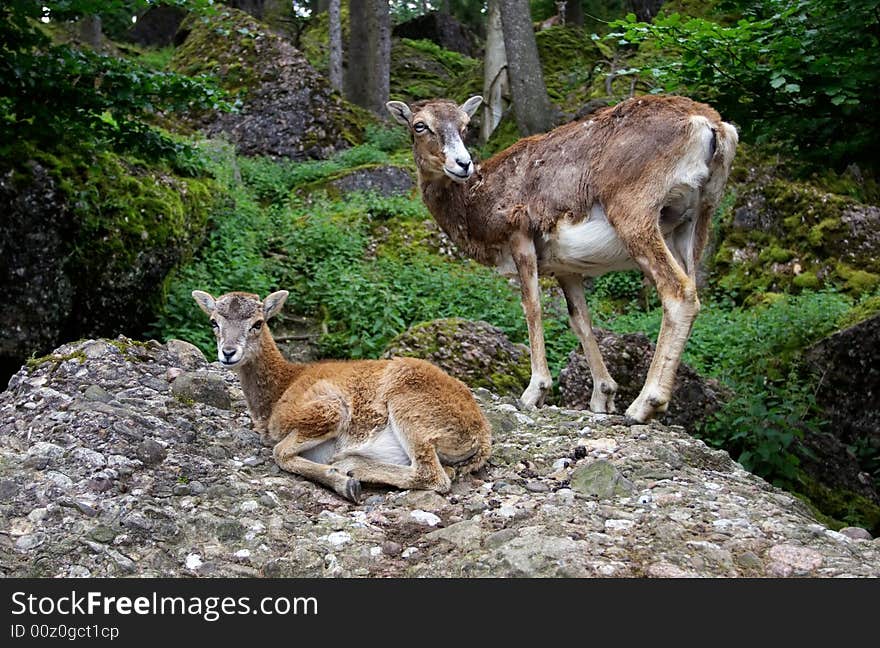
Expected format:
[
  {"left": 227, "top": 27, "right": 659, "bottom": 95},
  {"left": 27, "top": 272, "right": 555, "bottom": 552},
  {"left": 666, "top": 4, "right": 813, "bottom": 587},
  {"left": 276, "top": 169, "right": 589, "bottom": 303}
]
[
  {"left": 710, "top": 146, "right": 880, "bottom": 302},
  {"left": 792, "top": 473, "right": 880, "bottom": 533},
  {"left": 807, "top": 218, "right": 842, "bottom": 248},
  {"left": 390, "top": 38, "right": 481, "bottom": 103},
  {"left": 792, "top": 272, "right": 821, "bottom": 290},
  {"left": 25, "top": 350, "right": 87, "bottom": 373},
  {"left": 172, "top": 10, "right": 267, "bottom": 94},
  {"left": 107, "top": 338, "right": 152, "bottom": 362},
  {"left": 837, "top": 295, "right": 880, "bottom": 329},
  {"left": 535, "top": 26, "right": 602, "bottom": 113},
  {"left": 844, "top": 270, "right": 880, "bottom": 295},
  {"left": 758, "top": 245, "right": 796, "bottom": 263}
]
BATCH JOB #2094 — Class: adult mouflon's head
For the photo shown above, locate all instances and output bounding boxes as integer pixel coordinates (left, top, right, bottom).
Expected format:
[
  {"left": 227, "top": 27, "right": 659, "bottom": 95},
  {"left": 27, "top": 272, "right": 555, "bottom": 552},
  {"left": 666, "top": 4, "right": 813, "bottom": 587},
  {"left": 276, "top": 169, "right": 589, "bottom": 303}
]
[
  {"left": 192, "top": 290, "right": 289, "bottom": 367},
  {"left": 386, "top": 96, "right": 482, "bottom": 183}
]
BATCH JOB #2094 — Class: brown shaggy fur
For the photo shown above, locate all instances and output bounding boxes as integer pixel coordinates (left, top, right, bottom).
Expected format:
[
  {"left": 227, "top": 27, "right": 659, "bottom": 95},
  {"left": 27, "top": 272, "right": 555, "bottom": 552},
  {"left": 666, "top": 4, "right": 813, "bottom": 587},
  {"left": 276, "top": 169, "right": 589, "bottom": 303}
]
[{"left": 193, "top": 290, "right": 491, "bottom": 502}]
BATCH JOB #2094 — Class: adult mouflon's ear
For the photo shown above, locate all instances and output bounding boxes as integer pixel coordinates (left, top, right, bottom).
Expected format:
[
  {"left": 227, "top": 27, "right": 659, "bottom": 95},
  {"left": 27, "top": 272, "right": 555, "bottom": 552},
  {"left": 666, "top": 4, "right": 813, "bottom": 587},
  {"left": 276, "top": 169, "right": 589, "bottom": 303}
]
[
  {"left": 262, "top": 290, "right": 289, "bottom": 319},
  {"left": 192, "top": 290, "right": 216, "bottom": 315},
  {"left": 386, "top": 100, "right": 413, "bottom": 126},
  {"left": 459, "top": 96, "right": 483, "bottom": 119}
]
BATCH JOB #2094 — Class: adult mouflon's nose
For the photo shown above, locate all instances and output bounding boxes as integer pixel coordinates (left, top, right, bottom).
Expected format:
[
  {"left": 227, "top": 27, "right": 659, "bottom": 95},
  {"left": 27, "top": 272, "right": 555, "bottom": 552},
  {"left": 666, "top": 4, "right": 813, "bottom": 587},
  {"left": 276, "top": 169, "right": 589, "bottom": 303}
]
[{"left": 456, "top": 157, "right": 471, "bottom": 171}]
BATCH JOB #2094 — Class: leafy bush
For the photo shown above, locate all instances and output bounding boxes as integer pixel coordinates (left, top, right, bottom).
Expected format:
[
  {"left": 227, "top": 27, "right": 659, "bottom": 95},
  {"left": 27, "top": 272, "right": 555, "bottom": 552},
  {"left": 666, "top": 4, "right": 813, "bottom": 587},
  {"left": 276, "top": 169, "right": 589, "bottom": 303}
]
[
  {"left": 0, "top": 0, "right": 226, "bottom": 163},
  {"left": 593, "top": 287, "right": 854, "bottom": 482},
  {"left": 364, "top": 123, "right": 411, "bottom": 153},
  {"left": 606, "top": 1, "right": 880, "bottom": 168}
]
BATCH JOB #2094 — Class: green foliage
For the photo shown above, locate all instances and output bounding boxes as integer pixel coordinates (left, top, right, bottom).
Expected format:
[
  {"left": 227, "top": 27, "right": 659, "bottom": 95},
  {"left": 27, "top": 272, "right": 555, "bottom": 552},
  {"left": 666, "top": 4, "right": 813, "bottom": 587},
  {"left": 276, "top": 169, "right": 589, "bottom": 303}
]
[
  {"left": 592, "top": 270, "right": 645, "bottom": 304},
  {"left": 238, "top": 145, "right": 391, "bottom": 203},
  {"left": 0, "top": 0, "right": 227, "bottom": 163},
  {"left": 701, "top": 372, "right": 819, "bottom": 483},
  {"left": 594, "top": 288, "right": 855, "bottom": 484},
  {"left": 606, "top": 1, "right": 880, "bottom": 168},
  {"left": 154, "top": 144, "right": 535, "bottom": 365},
  {"left": 364, "top": 123, "right": 411, "bottom": 153}
]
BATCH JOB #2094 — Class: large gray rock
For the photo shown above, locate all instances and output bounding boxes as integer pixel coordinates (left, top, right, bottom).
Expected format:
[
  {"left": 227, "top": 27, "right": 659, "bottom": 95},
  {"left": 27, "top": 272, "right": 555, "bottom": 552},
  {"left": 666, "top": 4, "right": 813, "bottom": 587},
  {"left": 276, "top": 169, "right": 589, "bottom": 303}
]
[
  {"left": 558, "top": 329, "right": 729, "bottom": 430},
  {"left": 172, "top": 9, "right": 364, "bottom": 159},
  {"left": 125, "top": 5, "right": 187, "bottom": 46},
  {"left": 0, "top": 163, "right": 72, "bottom": 386},
  {"left": 798, "top": 313, "right": 880, "bottom": 513},
  {"left": 383, "top": 318, "right": 531, "bottom": 398},
  {"left": 2, "top": 336, "right": 879, "bottom": 577},
  {"left": 329, "top": 166, "right": 414, "bottom": 197},
  {"left": 0, "top": 155, "right": 212, "bottom": 389}
]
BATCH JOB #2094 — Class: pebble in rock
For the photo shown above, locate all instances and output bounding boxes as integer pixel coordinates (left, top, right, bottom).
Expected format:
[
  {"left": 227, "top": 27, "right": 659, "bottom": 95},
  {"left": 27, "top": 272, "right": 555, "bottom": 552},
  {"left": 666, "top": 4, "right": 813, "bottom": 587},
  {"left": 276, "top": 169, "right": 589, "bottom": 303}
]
[
  {"left": 410, "top": 510, "right": 442, "bottom": 526},
  {"left": 382, "top": 541, "right": 402, "bottom": 556},
  {"left": 136, "top": 439, "right": 167, "bottom": 465},
  {"left": 839, "top": 527, "right": 872, "bottom": 541}
]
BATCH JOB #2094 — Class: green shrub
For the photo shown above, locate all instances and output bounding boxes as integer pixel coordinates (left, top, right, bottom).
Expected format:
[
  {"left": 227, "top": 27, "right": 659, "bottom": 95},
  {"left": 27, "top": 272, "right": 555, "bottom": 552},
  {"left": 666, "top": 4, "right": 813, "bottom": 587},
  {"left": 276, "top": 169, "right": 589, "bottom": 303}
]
[{"left": 607, "top": 1, "right": 880, "bottom": 169}]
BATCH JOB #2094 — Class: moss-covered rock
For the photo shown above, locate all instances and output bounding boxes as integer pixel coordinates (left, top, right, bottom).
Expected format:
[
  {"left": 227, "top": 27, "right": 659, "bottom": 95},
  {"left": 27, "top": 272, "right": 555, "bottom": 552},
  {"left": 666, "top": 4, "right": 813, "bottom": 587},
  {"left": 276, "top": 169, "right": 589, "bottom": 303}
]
[
  {"left": 558, "top": 329, "right": 730, "bottom": 430},
  {"left": 535, "top": 26, "right": 603, "bottom": 115},
  {"left": 709, "top": 145, "right": 880, "bottom": 301},
  {"left": 171, "top": 8, "right": 368, "bottom": 159},
  {"left": 798, "top": 313, "right": 880, "bottom": 532},
  {"left": 389, "top": 38, "right": 482, "bottom": 103},
  {"left": 792, "top": 473, "right": 880, "bottom": 535},
  {"left": 0, "top": 147, "right": 216, "bottom": 385},
  {"left": 383, "top": 318, "right": 531, "bottom": 397}
]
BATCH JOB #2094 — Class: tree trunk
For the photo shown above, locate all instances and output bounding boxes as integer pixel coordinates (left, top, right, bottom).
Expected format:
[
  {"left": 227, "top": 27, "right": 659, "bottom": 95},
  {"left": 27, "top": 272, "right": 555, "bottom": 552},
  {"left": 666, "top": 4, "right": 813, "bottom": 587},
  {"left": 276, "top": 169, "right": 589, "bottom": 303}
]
[
  {"left": 499, "top": 0, "right": 554, "bottom": 135},
  {"left": 566, "top": 0, "right": 584, "bottom": 26},
  {"left": 625, "top": 0, "right": 665, "bottom": 22},
  {"left": 345, "top": 0, "right": 390, "bottom": 115},
  {"left": 78, "top": 15, "right": 103, "bottom": 48},
  {"left": 328, "top": 0, "right": 343, "bottom": 91},
  {"left": 345, "top": 1, "right": 369, "bottom": 107},
  {"left": 366, "top": 0, "right": 391, "bottom": 114},
  {"left": 229, "top": 1, "right": 265, "bottom": 19},
  {"left": 481, "top": 0, "right": 511, "bottom": 143}
]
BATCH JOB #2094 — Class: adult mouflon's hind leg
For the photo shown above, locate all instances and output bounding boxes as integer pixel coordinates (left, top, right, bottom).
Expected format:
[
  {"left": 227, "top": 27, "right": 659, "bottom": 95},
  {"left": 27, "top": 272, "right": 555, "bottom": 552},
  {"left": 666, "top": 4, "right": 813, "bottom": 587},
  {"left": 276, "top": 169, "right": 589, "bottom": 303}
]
[
  {"left": 612, "top": 213, "right": 700, "bottom": 423},
  {"left": 557, "top": 274, "right": 618, "bottom": 413}
]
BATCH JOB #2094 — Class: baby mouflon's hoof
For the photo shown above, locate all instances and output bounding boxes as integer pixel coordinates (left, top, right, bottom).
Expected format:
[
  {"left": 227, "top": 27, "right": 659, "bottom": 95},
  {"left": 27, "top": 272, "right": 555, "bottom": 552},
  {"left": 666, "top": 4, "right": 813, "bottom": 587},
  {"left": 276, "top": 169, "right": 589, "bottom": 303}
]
[{"left": 344, "top": 477, "right": 362, "bottom": 504}]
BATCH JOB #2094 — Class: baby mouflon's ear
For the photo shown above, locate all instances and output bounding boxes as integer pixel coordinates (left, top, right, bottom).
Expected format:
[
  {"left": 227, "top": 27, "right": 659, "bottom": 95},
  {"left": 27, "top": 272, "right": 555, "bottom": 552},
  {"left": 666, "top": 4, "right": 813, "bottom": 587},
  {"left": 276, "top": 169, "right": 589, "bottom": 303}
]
[
  {"left": 192, "top": 290, "right": 216, "bottom": 316},
  {"left": 262, "top": 290, "right": 289, "bottom": 319},
  {"left": 386, "top": 100, "right": 413, "bottom": 126},
  {"left": 459, "top": 96, "right": 483, "bottom": 119}
]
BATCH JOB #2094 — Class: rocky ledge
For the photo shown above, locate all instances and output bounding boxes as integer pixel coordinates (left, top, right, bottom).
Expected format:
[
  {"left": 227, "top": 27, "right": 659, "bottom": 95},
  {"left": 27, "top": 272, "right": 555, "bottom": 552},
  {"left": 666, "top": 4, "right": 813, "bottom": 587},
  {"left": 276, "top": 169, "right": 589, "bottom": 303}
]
[{"left": 1, "top": 337, "right": 878, "bottom": 577}]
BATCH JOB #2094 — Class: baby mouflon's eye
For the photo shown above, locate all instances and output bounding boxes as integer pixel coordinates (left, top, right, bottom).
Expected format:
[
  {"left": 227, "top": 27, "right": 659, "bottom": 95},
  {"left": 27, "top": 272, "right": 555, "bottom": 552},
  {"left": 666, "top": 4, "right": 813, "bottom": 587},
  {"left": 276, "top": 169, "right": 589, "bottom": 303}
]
[
  {"left": 251, "top": 320, "right": 264, "bottom": 332},
  {"left": 210, "top": 319, "right": 219, "bottom": 330},
  {"left": 413, "top": 122, "right": 428, "bottom": 134}
]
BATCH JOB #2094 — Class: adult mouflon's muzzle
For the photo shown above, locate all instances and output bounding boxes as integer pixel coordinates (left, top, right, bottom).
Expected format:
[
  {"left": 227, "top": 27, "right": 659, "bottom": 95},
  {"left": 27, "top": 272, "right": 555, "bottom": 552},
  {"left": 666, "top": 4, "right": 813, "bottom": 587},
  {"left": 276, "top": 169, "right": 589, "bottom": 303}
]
[{"left": 442, "top": 131, "right": 474, "bottom": 182}]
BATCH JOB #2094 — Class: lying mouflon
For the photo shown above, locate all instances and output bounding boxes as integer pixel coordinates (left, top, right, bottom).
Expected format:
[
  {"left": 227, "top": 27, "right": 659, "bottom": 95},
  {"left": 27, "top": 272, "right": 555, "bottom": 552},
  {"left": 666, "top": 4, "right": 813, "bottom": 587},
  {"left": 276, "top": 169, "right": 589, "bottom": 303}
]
[{"left": 193, "top": 289, "right": 492, "bottom": 502}]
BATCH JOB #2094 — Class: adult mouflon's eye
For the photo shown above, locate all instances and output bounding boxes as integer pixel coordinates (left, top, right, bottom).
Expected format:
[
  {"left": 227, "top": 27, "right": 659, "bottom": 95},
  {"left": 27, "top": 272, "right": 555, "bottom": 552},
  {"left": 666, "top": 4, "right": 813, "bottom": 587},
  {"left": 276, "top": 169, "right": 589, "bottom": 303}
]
[
  {"left": 251, "top": 320, "right": 264, "bottom": 332},
  {"left": 413, "top": 122, "right": 428, "bottom": 133}
]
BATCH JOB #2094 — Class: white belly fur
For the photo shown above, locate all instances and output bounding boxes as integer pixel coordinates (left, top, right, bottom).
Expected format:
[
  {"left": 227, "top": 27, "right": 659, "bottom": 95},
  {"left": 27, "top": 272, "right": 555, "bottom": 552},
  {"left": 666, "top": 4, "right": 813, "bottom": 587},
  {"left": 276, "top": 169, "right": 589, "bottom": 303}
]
[
  {"left": 301, "top": 439, "right": 339, "bottom": 464},
  {"left": 541, "top": 204, "right": 637, "bottom": 276},
  {"left": 344, "top": 423, "right": 411, "bottom": 466}
]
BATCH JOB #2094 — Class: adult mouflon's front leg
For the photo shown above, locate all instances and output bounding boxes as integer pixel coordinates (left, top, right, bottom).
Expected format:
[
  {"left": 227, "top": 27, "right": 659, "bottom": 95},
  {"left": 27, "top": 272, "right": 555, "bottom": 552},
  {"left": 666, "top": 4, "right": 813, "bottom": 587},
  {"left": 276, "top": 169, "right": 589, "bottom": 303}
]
[{"left": 511, "top": 231, "right": 553, "bottom": 407}]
